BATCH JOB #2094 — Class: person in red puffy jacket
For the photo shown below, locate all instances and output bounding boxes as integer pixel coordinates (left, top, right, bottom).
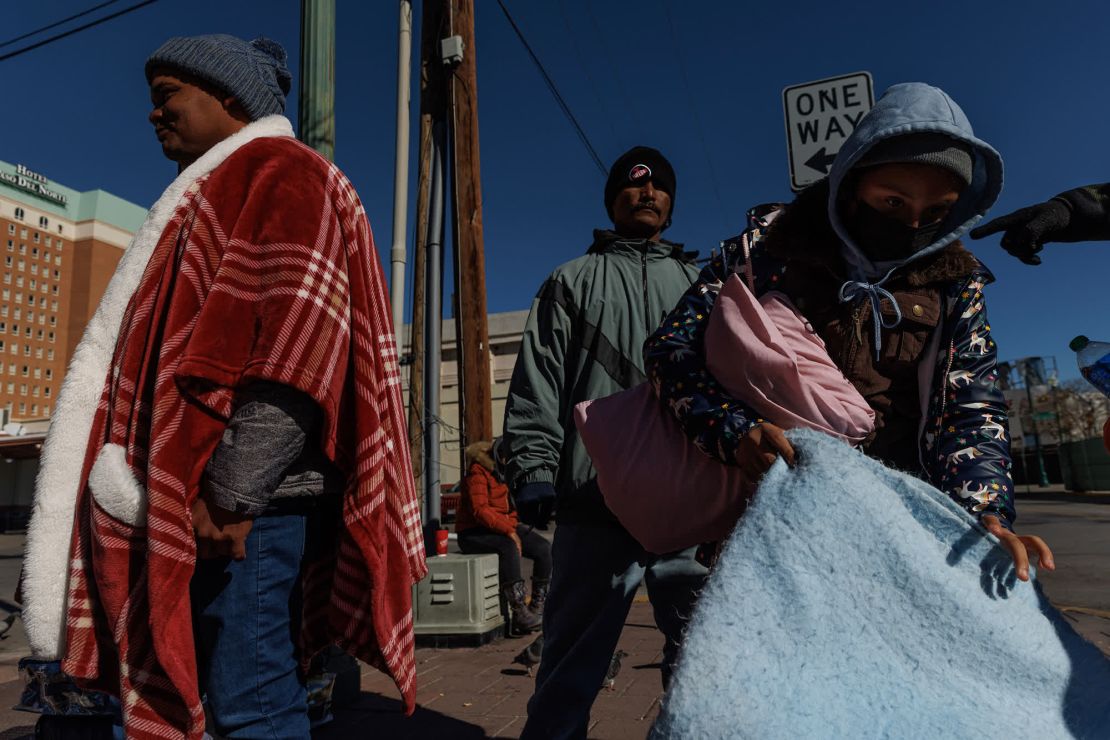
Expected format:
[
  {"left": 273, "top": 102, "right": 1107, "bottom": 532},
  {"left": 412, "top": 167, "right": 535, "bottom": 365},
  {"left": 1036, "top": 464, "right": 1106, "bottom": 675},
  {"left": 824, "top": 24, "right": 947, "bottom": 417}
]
[{"left": 457, "top": 441, "right": 550, "bottom": 634}]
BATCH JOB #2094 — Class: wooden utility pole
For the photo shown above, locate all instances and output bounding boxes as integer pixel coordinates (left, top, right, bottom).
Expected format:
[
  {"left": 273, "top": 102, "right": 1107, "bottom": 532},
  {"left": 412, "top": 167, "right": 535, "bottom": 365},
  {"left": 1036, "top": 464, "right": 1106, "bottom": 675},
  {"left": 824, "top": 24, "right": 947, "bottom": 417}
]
[
  {"left": 408, "top": 0, "right": 447, "bottom": 486},
  {"left": 447, "top": 0, "right": 493, "bottom": 459}
]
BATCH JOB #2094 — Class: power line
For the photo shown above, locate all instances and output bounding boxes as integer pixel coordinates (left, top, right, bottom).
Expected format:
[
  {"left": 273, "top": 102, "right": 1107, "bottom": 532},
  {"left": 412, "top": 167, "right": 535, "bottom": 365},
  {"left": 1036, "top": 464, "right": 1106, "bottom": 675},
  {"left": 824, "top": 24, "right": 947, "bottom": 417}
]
[
  {"left": 494, "top": 0, "right": 607, "bottom": 176},
  {"left": 659, "top": 0, "right": 730, "bottom": 227},
  {"left": 0, "top": 0, "right": 159, "bottom": 64},
  {"left": 0, "top": 1, "right": 122, "bottom": 49},
  {"left": 555, "top": 0, "right": 619, "bottom": 146}
]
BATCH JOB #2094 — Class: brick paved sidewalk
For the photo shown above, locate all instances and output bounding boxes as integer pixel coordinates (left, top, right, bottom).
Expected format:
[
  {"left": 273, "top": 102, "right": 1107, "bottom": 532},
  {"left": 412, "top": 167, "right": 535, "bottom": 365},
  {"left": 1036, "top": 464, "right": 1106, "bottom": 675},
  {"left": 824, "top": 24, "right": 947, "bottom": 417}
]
[
  {"left": 316, "top": 598, "right": 666, "bottom": 740},
  {"left": 0, "top": 599, "right": 666, "bottom": 740}
]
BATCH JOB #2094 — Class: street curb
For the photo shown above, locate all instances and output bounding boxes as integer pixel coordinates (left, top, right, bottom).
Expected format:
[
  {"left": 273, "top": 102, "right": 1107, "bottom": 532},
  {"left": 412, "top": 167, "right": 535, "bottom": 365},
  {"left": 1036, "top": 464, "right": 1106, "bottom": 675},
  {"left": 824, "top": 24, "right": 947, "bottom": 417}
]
[{"left": 1016, "top": 492, "right": 1110, "bottom": 505}]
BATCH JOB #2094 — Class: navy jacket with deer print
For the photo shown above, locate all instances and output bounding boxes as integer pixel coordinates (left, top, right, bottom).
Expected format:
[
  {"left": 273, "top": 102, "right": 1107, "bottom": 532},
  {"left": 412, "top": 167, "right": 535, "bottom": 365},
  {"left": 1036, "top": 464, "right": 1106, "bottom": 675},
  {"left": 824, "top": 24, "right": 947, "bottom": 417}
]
[{"left": 643, "top": 83, "right": 1015, "bottom": 526}]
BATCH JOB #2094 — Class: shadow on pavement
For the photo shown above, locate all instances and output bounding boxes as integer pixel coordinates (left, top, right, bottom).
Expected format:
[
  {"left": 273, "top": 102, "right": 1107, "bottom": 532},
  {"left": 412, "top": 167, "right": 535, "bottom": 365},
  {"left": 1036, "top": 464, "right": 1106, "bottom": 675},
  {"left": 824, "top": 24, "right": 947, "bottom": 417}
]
[
  {"left": 314, "top": 693, "right": 489, "bottom": 740},
  {"left": 0, "top": 726, "right": 33, "bottom": 740}
]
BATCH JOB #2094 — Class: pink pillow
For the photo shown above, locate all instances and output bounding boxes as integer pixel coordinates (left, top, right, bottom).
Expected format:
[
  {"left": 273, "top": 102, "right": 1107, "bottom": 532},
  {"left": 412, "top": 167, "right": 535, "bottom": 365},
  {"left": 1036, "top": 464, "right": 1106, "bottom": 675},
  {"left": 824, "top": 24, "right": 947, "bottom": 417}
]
[
  {"left": 706, "top": 277, "right": 874, "bottom": 444},
  {"left": 574, "top": 275, "right": 874, "bottom": 554}
]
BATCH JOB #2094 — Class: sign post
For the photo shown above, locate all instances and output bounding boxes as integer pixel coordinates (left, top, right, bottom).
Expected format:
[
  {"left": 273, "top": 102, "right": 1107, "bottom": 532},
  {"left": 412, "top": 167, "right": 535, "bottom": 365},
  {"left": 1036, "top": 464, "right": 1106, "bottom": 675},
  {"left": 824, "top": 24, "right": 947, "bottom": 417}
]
[{"left": 783, "top": 72, "right": 874, "bottom": 192}]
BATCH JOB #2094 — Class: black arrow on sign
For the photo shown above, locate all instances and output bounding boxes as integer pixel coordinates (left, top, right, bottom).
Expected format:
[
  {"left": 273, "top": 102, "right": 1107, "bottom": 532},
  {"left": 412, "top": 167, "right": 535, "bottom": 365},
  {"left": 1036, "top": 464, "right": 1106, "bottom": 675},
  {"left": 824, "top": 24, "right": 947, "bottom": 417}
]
[{"left": 804, "top": 147, "right": 837, "bottom": 175}]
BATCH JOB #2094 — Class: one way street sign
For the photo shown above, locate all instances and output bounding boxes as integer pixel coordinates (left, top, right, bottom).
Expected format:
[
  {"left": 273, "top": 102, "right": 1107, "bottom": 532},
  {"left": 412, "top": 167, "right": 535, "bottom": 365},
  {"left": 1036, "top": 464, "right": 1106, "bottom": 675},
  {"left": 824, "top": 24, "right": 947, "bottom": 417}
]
[{"left": 783, "top": 72, "right": 874, "bottom": 192}]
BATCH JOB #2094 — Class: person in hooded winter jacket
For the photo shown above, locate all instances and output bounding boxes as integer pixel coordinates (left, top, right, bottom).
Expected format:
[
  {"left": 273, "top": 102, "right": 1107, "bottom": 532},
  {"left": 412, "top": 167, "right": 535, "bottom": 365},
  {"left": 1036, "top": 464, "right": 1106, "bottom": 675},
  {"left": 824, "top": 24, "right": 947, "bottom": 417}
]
[
  {"left": 504, "top": 147, "right": 709, "bottom": 739},
  {"left": 969, "top": 183, "right": 1110, "bottom": 264},
  {"left": 645, "top": 83, "right": 1053, "bottom": 580},
  {"left": 456, "top": 441, "right": 549, "bottom": 634}
]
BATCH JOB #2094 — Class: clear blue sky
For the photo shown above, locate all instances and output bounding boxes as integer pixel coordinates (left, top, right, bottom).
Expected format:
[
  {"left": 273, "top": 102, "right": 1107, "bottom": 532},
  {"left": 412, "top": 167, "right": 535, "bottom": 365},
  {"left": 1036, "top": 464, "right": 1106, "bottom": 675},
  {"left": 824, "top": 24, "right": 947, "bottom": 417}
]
[{"left": 5, "top": 0, "right": 1109, "bottom": 379}]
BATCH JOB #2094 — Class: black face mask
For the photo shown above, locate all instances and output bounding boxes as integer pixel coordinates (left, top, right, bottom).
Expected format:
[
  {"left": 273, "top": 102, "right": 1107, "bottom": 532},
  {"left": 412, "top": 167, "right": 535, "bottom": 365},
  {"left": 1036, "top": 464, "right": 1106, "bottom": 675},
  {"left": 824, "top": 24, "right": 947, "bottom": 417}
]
[{"left": 848, "top": 202, "right": 945, "bottom": 262}]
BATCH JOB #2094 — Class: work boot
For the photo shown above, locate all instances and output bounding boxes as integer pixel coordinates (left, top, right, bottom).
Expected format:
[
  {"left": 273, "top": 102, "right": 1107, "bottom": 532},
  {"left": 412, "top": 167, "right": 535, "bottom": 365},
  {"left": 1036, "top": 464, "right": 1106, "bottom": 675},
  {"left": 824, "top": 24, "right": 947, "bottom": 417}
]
[
  {"left": 528, "top": 577, "right": 549, "bottom": 618},
  {"left": 503, "top": 580, "right": 542, "bottom": 635}
]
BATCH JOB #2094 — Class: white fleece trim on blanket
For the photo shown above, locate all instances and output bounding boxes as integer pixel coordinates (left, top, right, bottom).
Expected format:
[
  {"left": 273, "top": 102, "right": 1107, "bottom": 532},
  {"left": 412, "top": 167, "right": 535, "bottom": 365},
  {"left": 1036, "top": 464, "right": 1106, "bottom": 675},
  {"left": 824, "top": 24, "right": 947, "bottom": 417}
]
[
  {"left": 22, "top": 115, "right": 295, "bottom": 659},
  {"left": 88, "top": 444, "right": 147, "bottom": 527}
]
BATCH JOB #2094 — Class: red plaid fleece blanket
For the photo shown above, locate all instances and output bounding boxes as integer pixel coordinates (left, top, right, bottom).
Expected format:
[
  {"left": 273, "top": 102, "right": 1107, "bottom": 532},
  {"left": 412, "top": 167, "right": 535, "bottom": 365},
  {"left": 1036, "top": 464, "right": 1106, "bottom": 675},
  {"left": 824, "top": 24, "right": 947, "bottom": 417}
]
[{"left": 56, "top": 135, "right": 425, "bottom": 737}]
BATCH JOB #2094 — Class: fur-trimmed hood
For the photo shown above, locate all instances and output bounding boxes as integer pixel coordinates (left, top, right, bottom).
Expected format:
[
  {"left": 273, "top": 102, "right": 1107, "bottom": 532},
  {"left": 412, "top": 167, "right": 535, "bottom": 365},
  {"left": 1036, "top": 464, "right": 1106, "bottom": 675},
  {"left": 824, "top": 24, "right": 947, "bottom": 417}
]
[
  {"left": 465, "top": 441, "right": 496, "bottom": 472},
  {"left": 763, "top": 180, "right": 986, "bottom": 288}
]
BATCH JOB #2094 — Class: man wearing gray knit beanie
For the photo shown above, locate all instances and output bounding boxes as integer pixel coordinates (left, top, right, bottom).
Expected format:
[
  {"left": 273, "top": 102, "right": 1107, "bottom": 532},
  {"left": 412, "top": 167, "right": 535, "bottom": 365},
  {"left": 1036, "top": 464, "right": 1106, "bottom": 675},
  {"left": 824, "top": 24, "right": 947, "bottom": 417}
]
[
  {"left": 21, "top": 33, "right": 426, "bottom": 739},
  {"left": 146, "top": 34, "right": 292, "bottom": 171}
]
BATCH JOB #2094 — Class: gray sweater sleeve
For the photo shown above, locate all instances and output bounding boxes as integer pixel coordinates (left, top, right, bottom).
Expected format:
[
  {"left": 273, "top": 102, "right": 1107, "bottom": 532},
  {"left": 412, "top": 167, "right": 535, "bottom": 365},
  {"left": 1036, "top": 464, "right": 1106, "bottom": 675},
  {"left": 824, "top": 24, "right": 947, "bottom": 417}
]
[{"left": 201, "top": 381, "right": 322, "bottom": 516}]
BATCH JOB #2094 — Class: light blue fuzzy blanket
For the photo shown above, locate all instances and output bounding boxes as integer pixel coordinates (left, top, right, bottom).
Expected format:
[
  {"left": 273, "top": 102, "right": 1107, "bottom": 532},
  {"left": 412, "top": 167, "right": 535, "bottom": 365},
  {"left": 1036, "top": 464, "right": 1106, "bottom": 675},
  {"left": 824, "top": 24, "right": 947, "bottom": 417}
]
[{"left": 652, "top": 430, "right": 1110, "bottom": 739}]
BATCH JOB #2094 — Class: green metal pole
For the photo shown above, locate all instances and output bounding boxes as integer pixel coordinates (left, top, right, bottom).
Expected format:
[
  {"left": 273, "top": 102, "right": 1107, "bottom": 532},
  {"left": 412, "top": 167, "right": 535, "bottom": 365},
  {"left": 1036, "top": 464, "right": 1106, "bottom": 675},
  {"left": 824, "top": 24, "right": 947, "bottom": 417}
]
[{"left": 299, "top": 0, "right": 335, "bottom": 160}]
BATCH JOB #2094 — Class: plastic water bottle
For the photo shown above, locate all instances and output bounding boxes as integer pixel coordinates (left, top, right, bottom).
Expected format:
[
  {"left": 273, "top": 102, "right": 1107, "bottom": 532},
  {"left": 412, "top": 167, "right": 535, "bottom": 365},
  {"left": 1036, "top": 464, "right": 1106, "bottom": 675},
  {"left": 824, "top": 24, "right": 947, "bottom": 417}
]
[{"left": 1070, "top": 335, "right": 1110, "bottom": 397}]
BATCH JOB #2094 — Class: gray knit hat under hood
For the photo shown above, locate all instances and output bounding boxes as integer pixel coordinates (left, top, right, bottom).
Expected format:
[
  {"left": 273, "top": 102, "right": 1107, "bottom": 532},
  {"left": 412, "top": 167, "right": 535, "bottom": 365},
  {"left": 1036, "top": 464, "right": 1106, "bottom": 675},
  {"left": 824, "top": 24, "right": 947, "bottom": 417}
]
[
  {"left": 855, "top": 132, "right": 974, "bottom": 186},
  {"left": 146, "top": 34, "right": 292, "bottom": 121}
]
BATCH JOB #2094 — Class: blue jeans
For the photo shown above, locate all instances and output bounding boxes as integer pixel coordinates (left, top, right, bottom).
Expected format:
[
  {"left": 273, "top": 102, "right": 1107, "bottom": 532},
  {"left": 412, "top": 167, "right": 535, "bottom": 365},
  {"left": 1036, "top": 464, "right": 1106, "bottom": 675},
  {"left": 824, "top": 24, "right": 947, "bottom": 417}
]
[
  {"left": 191, "top": 511, "right": 310, "bottom": 739},
  {"left": 521, "top": 520, "right": 709, "bottom": 739}
]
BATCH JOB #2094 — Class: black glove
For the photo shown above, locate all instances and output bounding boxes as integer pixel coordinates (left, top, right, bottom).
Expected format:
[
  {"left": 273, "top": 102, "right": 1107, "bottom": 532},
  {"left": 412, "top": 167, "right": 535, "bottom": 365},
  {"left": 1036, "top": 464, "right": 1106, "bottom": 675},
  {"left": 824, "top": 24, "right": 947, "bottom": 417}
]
[
  {"left": 514, "top": 482, "right": 556, "bottom": 529},
  {"left": 969, "top": 199, "right": 1072, "bottom": 265}
]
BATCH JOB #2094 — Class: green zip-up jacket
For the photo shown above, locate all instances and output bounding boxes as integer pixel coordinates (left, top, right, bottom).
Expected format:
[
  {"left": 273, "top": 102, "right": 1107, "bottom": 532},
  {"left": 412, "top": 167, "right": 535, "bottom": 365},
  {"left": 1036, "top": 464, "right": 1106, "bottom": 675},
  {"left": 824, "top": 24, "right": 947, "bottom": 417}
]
[{"left": 502, "top": 229, "right": 699, "bottom": 523}]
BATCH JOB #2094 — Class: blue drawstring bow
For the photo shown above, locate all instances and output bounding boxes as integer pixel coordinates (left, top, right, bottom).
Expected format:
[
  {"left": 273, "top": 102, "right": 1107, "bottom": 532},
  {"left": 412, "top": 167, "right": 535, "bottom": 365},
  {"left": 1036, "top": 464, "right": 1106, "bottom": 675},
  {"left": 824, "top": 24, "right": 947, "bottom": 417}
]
[{"left": 838, "top": 279, "right": 903, "bottom": 359}]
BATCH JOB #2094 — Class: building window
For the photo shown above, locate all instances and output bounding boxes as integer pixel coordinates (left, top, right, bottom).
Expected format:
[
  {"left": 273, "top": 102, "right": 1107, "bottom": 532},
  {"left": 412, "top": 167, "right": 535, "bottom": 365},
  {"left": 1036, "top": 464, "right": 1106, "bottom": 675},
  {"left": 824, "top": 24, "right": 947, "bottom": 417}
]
[
  {"left": 0, "top": 307, "right": 5, "bottom": 317},
  {"left": 8, "top": 344, "right": 15, "bottom": 355},
  {"left": 4, "top": 257, "right": 10, "bottom": 267},
  {"left": 51, "top": 286, "right": 58, "bottom": 295},
  {"left": 46, "top": 349, "right": 53, "bottom": 360},
  {"left": 43, "top": 405, "right": 49, "bottom": 414},
  {"left": 25, "top": 328, "right": 31, "bottom": 338},
  {"left": 45, "top": 238, "right": 50, "bottom": 247},
  {"left": 12, "top": 309, "right": 19, "bottom": 320},
  {"left": 20, "top": 366, "right": 27, "bottom": 377},
  {"left": 5, "top": 384, "right": 12, "bottom": 394},
  {"left": 6, "top": 225, "right": 12, "bottom": 235},
  {"left": 45, "top": 368, "right": 52, "bottom": 379},
  {"left": 48, "top": 331, "right": 54, "bottom": 343},
  {"left": 0, "top": 322, "right": 5, "bottom": 332},
  {"left": 32, "top": 233, "right": 39, "bottom": 244},
  {"left": 22, "top": 346, "right": 29, "bottom": 356},
  {"left": 34, "top": 348, "right": 41, "bottom": 359},
  {"left": 57, "top": 224, "right": 62, "bottom": 234},
  {"left": 38, "top": 216, "right": 48, "bottom": 228},
  {"left": 2, "top": 275, "right": 8, "bottom": 285},
  {"left": 19, "top": 384, "right": 26, "bottom": 395},
  {"left": 17, "top": 260, "right": 24, "bottom": 271},
  {"left": 5, "top": 240, "right": 10, "bottom": 250},
  {"left": 32, "top": 368, "right": 39, "bottom": 379},
  {"left": 44, "top": 387, "right": 51, "bottom": 398},
  {"left": 38, "top": 315, "right": 45, "bottom": 325},
  {"left": 30, "top": 248, "right": 37, "bottom": 258},
  {"left": 20, "top": 229, "right": 26, "bottom": 238},
  {"left": 34, "top": 329, "right": 41, "bottom": 340},
  {"left": 14, "top": 277, "right": 22, "bottom": 288},
  {"left": 1, "top": 290, "right": 8, "bottom": 300},
  {"left": 53, "top": 270, "right": 60, "bottom": 279},
  {"left": 32, "top": 387, "right": 38, "bottom": 397},
  {"left": 50, "top": 301, "right": 57, "bottom": 311},
  {"left": 30, "top": 265, "right": 37, "bottom": 275},
  {"left": 30, "top": 404, "right": 37, "bottom": 414},
  {"left": 49, "top": 316, "right": 55, "bottom": 326},
  {"left": 14, "top": 208, "right": 23, "bottom": 221},
  {"left": 55, "top": 256, "right": 61, "bottom": 266},
  {"left": 18, "top": 244, "right": 24, "bottom": 255}
]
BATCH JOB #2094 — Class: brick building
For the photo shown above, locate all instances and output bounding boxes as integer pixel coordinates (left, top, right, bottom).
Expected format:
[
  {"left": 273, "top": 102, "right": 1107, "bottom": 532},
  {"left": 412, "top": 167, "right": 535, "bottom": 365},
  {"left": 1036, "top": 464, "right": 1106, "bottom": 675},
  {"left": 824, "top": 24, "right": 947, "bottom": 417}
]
[{"left": 0, "top": 160, "right": 145, "bottom": 421}]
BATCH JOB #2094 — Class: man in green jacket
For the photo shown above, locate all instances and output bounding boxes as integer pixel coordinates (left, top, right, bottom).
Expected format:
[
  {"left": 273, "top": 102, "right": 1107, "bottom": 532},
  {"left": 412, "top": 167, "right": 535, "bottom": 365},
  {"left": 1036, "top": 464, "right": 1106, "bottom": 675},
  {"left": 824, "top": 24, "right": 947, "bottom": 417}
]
[{"left": 504, "top": 147, "right": 707, "bottom": 739}]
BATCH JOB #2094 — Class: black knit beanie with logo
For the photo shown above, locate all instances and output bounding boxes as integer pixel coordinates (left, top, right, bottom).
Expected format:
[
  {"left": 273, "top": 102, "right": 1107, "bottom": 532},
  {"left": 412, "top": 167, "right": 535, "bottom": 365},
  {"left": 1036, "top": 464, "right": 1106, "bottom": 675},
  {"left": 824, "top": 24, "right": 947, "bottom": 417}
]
[{"left": 604, "top": 146, "right": 676, "bottom": 223}]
